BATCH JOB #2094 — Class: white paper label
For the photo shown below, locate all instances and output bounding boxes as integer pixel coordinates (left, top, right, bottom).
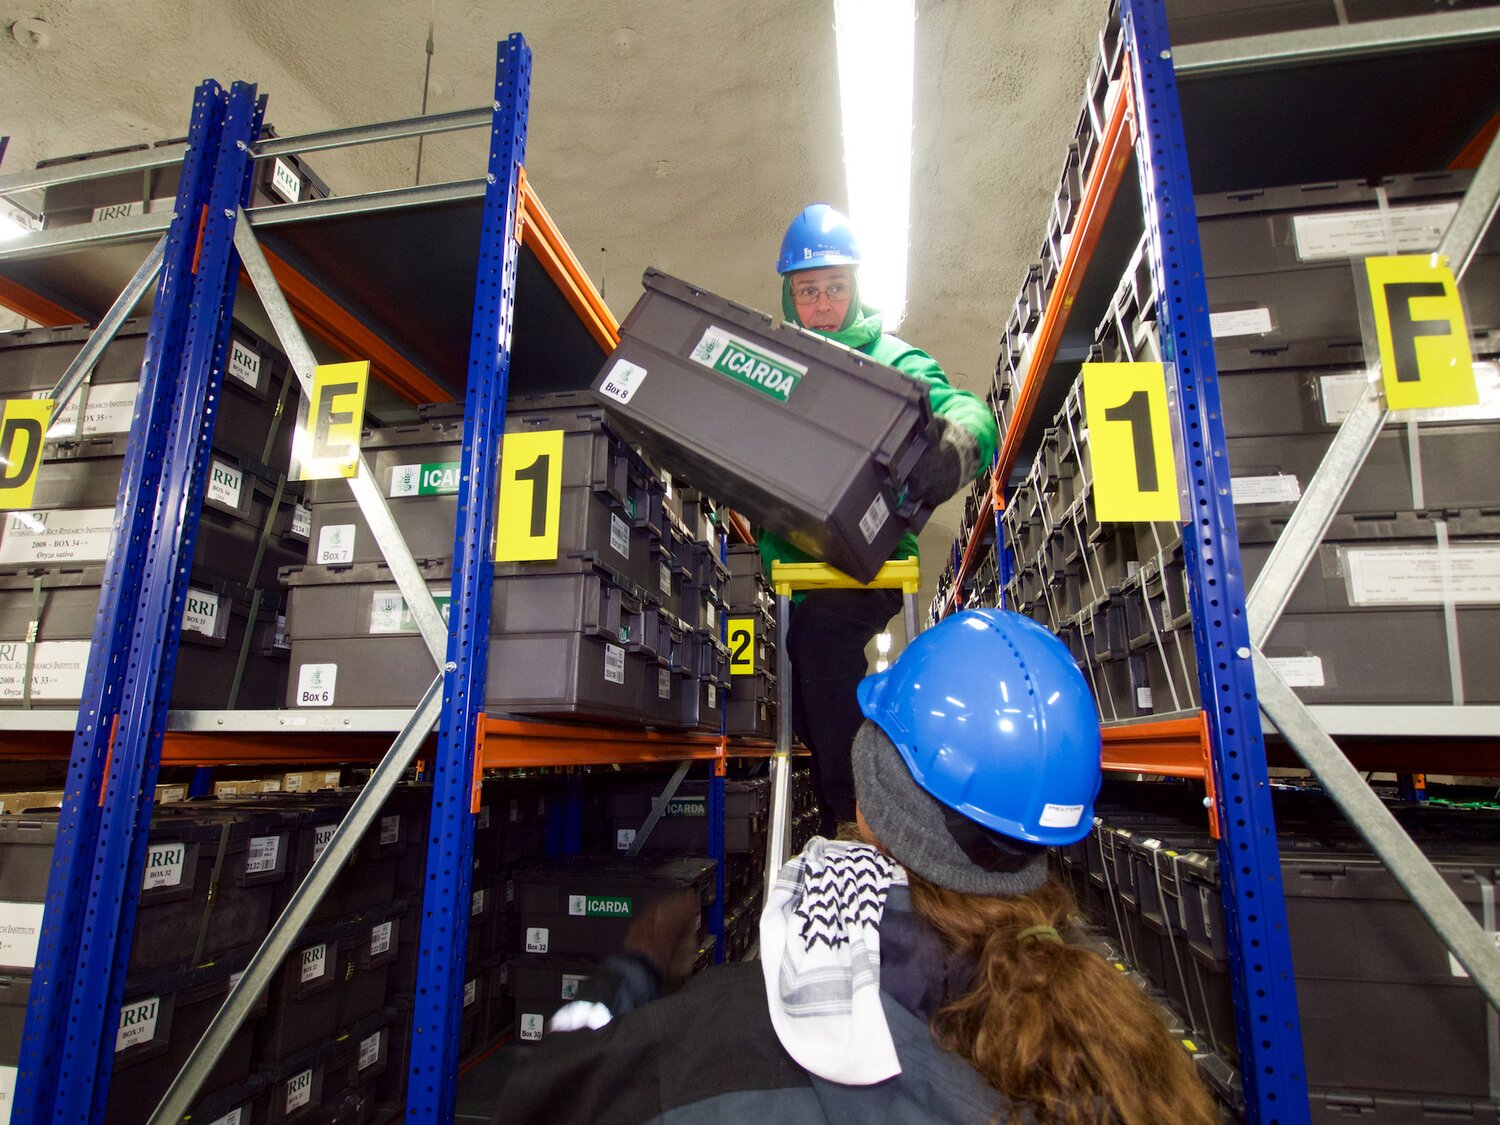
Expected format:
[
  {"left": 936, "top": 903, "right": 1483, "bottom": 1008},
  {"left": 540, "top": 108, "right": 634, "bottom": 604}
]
[
  {"left": 604, "top": 642, "right": 626, "bottom": 685},
  {"left": 859, "top": 492, "right": 891, "bottom": 544},
  {"left": 1449, "top": 931, "right": 1500, "bottom": 977},
  {"left": 1324, "top": 362, "right": 1500, "bottom": 425},
  {"left": 245, "top": 835, "right": 280, "bottom": 874},
  {"left": 509, "top": 798, "right": 520, "bottom": 823},
  {"left": 1292, "top": 202, "right": 1458, "bottom": 261},
  {"left": 707, "top": 683, "right": 718, "bottom": 710},
  {"left": 659, "top": 668, "right": 671, "bottom": 700},
  {"left": 478, "top": 805, "right": 492, "bottom": 830},
  {"left": 1136, "top": 686, "right": 1153, "bottom": 710},
  {"left": 380, "top": 814, "right": 401, "bottom": 846},
  {"left": 92, "top": 200, "right": 141, "bottom": 223},
  {"left": 227, "top": 337, "right": 263, "bottom": 392},
  {"left": 561, "top": 973, "right": 587, "bottom": 1000},
  {"left": 599, "top": 359, "right": 648, "bottom": 404},
  {"left": 1318, "top": 371, "right": 1372, "bottom": 425},
  {"left": 38, "top": 382, "right": 138, "bottom": 439},
  {"left": 370, "top": 920, "right": 393, "bottom": 957},
  {"left": 463, "top": 978, "right": 478, "bottom": 1007},
  {"left": 182, "top": 589, "right": 222, "bottom": 639},
  {"left": 519, "top": 1012, "right": 545, "bottom": 1041},
  {"left": 1198, "top": 886, "right": 1215, "bottom": 942},
  {"left": 505, "top": 879, "right": 515, "bottom": 904},
  {"left": 705, "top": 602, "right": 716, "bottom": 631},
  {"left": 1209, "top": 307, "right": 1274, "bottom": 338},
  {"left": 275, "top": 613, "right": 289, "bottom": 648},
  {"left": 1039, "top": 803, "right": 1085, "bottom": 828},
  {"left": 358, "top": 1030, "right": 382, "bottom": 1071},
  {"left": 659, "top": 563, "right": 673, "bottom": 595},
  {"left": 1343, "top": 545, "right": 1500, "bottom": 607},
  {"left": 270, "top": 157, "right": 304, "bottom": 204},
  {"left": 568, "top": 894, "right": 588, "bottom": 916},
  {"left": 616, "top": 828, "right": 636, "bottom": 851},
  {"left": 291, "top": 503, "right": 312, "bottom": 539},
  {"left": 472, "top": 888, "right": 487, "bottom": 916},
  {"left": 1268, "top": 655, "right": 1325, "bottom": 687},
  {"left": 0, "top": 1065, "right": 14, "bottom": 1125},
  {"left": 0, "top": 901, "right": 46, "bottom": 968},
  {"left": 142, "top": 842, "right": 186, "bottom": 891},
  {"left": 205, "top": 1106, "right": 244, "bottom": 1125},
  {"left": 1231, "top": 474, "right": 1302, "bottom": 505},
  {"left": 285, "top": 1068, "right": 313, "bottom": 1113},
  {"left": 300, "top": 942, "right": 328, "bottom": 984},
  {"left": 115, "top": 996, "right": 160, "bottom": 1053},
  {"left": 0, "top": 640, "right": 91, "bottom": 702},
  {"left": 207, "top": 459, "right": 244, "bottom": 510},
  {"left": 296, "top": 662, "right": 337, "bottom": 707},
  {"left": 316, "top": 523, "right": 355, "bottom": 565},
  {"left": 0, "top": 508, "right": 115, "bottom": 565},
  {"left": 312, "top": 823, "right": 337, "bottom": 863},
  {"left": 525, "top": 927, "right": 549, "bottom": 953},
  {"left": 610, "top": 513, "right": 630, "bottom": 559}
]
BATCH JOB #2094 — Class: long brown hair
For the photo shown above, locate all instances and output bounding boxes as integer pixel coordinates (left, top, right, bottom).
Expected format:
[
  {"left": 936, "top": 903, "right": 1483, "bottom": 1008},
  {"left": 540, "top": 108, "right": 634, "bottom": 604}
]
[{"left": 906, "top": 873, "right": 1220, "bottom": 1125}]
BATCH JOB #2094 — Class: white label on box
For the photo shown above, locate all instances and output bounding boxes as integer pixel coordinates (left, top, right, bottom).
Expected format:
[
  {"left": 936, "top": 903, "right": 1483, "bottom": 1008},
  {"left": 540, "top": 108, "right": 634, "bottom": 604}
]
[
  {"left": 275, "top": 613, "right": 289, "bottom": 649},
  {"left": 1039, "top": 803, "right": 1085, "bottom": 829},
  {"left": 207, "top": 459, "right": 244, "bottom": 510},
  {"left": 0, "top": 1064, "right": 13, "bottom": 1125},
  {"left": 1268, "top": 655, "right": 1325, "bottom": 687},
  {"left": 509, "top": 798, "right": 520, "bottom": 823},
  {"left": 1292, "top": 201, "right": 1458, "bottom": 261},
  {"left": 0, "top": 640, "right": 91, "bottom": 702},
  {"left": 616, "top": 828, "right": 636, "bottom": 851},
  {"left": 291, "top": 503, "right": 312, "bottom": 539},
  {"left": 38, "top": 382, "right": 138, "bottom": 439},
  {"left": 270, "top": 157, "right": 304, "bottom": 204},
  {"left": 316, "top": 523, "right": 355, "bottom": 565},
  {"left": 659, "top": 668, "right": 671, "bottom": 700},
  {"left": 205, "top": 1108, "right": 243, "bottom": 1125},
  {"left": 604, "top": 642, "right": 626, "bottom": 685},
  {"left": 561, "top": 973, "right": 587, "bottom": 1001},
  {"left": 370, "top": 920, "right": 393, "bottom": 957},
  {"left": 1318, "top": 370, "right": 1373, "bottom": 425},
  {"left": 1322, "top": 363, "right": 1500, "bottom": 425},
  {"left": 312, "top": 823, "right": 337, "bottom": 862},
  {"left": 296, "top": 662, "right": 337, "bottom": 707},
  {"left": 1231, "top": 474, "right": 1302, "bottom": 506},
  {"left": 1343, "top": 545, "right": 1500, "bottom": 607},
  {"left": 859, "top": 492, "right": 890, "bottom": 544},
  {"left": 358, "top": 1030, "right": 382, "bottom": 1071},
  {"left": 0, "top": 901, "right": 46, "bottom": 969},
  {"left": 519, "top": 1012, "right": 545, "bottom": 1041},
  {"left": 227, "top": 337, "right": 263, "bottom": 392},
  {"left": 115, "top": 996, "right": 159, "bottom": 1053},
  {"left": 707, "top": 683, "right": 718, "bottom": 710},
  {"left": 1198, "top": 886, "right": 1215, "bottom": 942},
  {"left": 264, "top": 780, "right": 283, "bottom": 792},
  {"left": 142, "top": 842, "right": 186, "bottom": 891},
  {"left": 706, "top": 602, "right": 716, "bottom": 631},
  {"left": 568, "top": 894, "right": 588, "bottom": 916},
  {"left": 245, "top": 835, "right": 280, "bottom": 874},
  {"left": 1449, "top": 931, "right": 1500, "bottom": 977},
  {"left": 300, "top": 942, "right": 328, "bottom": 984},
  {"left": 478, "top": 805, "right": 491, "bottom": 830},
  {"left": 380, "top": 814, "right": 401, "bottom": 846},
  {"left": 609, "top": 513, "right": 630, "bottom": 559},
  {"left": 92, "top": 200, "right": 141, "bottom": 223},
  {"left": 182, "top": 588, "right": 221, "bottom": 639},
  {"left": 506, "top": 879, "right": 516, "bottom": 904},
  {"left": 464, "top": 978, "right": 477, "bottom": 1007},
  {"left": 472, "top": 888, "right": 487, "bottom": 916},
  {"left": 598, "top": 358, "right": 648, "bottom": 404},
  {"left": 0, "top": 508, "right": 115, "bottom": 565},
  {"left": 1136, "top": 686, "right": 1153, "bottom": 710},
  {"left": 659, "top": 563, "right": 673, "bottom": 596},
  {"left": 1209, "top": 307, "right": 1273, "bottom": 338},
  {"left": 285, "top": 1068, "right": 313, "bottom": 1113}
]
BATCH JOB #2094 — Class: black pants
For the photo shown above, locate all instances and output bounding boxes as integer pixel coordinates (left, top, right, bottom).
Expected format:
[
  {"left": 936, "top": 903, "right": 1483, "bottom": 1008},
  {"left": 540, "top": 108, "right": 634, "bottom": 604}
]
[{"left": 786, "top": 588, "right": 902, "bottom": 833}]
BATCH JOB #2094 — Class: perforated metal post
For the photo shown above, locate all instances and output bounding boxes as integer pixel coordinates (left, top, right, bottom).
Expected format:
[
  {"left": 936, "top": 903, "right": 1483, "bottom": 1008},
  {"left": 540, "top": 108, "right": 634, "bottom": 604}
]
[
  {"left": 13, "top": 80, "right": 228, "bottom": 1125},
  {"left": 406, "top": 35, "right": 530, "bottom": 1123},
  {"left": 1123, "top": 1, "right": 1309, "bottom": 1119}
]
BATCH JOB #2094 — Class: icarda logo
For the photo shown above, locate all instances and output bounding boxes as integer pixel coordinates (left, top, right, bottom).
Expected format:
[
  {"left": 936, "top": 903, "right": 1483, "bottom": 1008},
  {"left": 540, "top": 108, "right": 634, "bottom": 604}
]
[
  {"left": 690, "top": 326, "right": 807, "bottom": 403},
  {"left": 567, "top": 893, "right": 633, "bottom": 918}
]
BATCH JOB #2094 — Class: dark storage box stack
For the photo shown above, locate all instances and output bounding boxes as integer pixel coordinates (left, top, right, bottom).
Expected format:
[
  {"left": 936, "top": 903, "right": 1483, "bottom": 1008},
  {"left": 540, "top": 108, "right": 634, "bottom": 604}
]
[
  {"left": 0, "top": 318, "right": 306, "bottom": 709},
  {"left": 669, "top": 517, "right": 730, "bottom": 732},
  {"left": 1059, "top": 787, "right": 1500, "bottom": 1118},
  {"left": 723, "top": 544, "right": 777, "bottom": 739}
]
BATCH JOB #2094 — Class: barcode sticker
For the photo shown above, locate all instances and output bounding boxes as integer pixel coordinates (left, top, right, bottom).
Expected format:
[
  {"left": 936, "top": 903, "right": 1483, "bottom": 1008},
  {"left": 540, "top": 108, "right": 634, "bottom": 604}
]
[
  {"left": 245, "top": 836, "right": 280, "bottom": 874},
  {"left": 610, "top": 513, "right": 631, "bottom": 559},
  {"left": 658, "top": 668, "right": 671, "bottom": 699},
  {"left": 1136, "top": 686, "right": 1153, "bottom": 709},
  {"left": 478, "top": 805, "right": 491, "bottom": 829},
  {"left": 370, "top": 921, "right": 393, "bottom": 957},
  {"left": 358, "top": 1031, "right": 383, "bottom": 1071},
  {"left": 707, "top": 683, "right": 718, "bottom": 710},
  {"left": 858, "top": 492, "right": 890, "bottom": 543},
  {"left": 604, "top": 643, "right": 626, "bottom": 685},
  {"left": 659, "top": 563, "right": 672, "bottom": 595},
  {"left": 471, "top": 889, "right": 487, "bottom": 916},
  {"left": 464, "top": 978, "right": 477, "bottom": 1007},
  {"left": 291, "top": 503, "right": 312, "bottom": 539},
  {"left": 380, "top": 815, "right": 401, "bottom": 846}
]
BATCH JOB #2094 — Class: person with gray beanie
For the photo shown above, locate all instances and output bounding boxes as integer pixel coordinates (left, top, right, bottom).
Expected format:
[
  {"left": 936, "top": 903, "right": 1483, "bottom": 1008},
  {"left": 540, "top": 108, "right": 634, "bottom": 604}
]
[{"left": 486, "top": 609, "right": 1218, "bottom": 1125}]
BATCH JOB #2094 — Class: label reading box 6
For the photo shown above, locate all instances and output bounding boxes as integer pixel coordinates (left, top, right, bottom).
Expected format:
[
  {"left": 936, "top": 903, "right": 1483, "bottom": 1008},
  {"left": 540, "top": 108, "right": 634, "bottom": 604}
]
[{"left": 298, "top": 663, "right": 337, "bottom": 706}]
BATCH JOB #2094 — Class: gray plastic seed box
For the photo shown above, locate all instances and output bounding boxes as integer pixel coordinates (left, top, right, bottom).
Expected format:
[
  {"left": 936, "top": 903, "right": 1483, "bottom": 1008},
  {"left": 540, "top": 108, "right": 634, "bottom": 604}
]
[{"left": 593, "top": 270, "right": 936, "bottom": 583}]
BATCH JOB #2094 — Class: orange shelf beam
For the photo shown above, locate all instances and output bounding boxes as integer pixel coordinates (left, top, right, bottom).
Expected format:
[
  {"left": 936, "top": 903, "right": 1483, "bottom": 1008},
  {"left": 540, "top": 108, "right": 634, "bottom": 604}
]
[
  {"left": 1102, "top": 711, "right": 1218, "bottom": 834},
  {"left": 0, "top": 275, "right": 84, "bottom": 327},
  {"left": 519, "top": 171, "right": 619, "bottom": 355}
]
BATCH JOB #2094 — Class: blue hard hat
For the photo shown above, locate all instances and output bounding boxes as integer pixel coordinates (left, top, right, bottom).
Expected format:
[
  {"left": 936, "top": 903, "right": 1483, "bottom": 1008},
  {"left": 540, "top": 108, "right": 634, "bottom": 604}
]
[
  {"left": 777, "top": 203, "right": 862, "bottom": 275},
  {"left": 857, "top": 608, "right": 1103, "bottom": 846}
]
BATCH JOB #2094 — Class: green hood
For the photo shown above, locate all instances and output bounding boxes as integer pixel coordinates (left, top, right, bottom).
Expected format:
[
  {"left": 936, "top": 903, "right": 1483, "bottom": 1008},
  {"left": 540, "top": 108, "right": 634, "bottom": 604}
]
[{"left": 781, "top": 275, "right": 878, "bottom": 339}]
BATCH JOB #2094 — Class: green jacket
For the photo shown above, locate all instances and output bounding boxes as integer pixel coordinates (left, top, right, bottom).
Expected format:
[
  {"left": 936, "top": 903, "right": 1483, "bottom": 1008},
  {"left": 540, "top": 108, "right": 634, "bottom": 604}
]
[{"left": 757, "top": 305, "right": 998, "bottom": 576}]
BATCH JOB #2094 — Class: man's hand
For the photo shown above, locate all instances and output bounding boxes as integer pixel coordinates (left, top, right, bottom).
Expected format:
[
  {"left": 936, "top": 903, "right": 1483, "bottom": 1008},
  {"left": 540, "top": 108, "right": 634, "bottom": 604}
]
[{"left": 904, "top": 416, "right": 981, "bottom": 508}]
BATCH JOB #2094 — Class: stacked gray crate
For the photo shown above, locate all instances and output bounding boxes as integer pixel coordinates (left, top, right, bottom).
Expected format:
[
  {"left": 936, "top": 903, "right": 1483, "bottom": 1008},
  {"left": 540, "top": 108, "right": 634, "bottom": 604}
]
[
  {"left": 0, "top": 318, "right": 305, "bottom": 708},
  {"left": 723, "top": 544, "right": 777, "bottom": 739}
]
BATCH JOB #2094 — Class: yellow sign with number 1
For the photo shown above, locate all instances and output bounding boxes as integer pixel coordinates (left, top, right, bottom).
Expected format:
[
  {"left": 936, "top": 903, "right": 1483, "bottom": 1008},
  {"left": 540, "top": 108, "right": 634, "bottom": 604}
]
[
  {"left": 1081, "top": 362, "right": 1183, "bottom": 523},
  {"left": 1365, "top": 255, "right": 1477, "bottom": 411},
  {"left": 495, "top": 430, "right": 564, "bottom": 561}
]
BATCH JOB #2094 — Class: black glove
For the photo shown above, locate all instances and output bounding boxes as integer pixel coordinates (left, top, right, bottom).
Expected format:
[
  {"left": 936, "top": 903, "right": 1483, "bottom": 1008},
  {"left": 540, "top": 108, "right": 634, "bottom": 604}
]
[{"left": 904, "top": 415, "right": 980, "bottom": 507}]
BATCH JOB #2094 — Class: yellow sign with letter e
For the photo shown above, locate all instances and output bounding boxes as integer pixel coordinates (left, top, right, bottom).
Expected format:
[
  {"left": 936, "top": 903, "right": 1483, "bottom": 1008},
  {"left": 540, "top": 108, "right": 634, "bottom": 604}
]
[
  {"left": 1365, "top": 255, "right": 1477, "bottom": 411},
  {"left": 495, "top": 430, "right": 564, "bottom": 562},
  {"left": 0, "top": 399, "right": 51, "bottom": 510},
  {"left": 292, "top": 361, "right": 369, "bottom": 481},
  {"left": 1081, "top": 362, "right": 1184, "bottom": 523}
]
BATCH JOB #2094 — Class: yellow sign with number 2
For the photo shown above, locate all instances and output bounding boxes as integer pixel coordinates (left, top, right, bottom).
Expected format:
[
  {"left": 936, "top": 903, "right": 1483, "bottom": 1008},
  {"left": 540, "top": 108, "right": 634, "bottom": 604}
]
[{"left": 1081, "top": 362, "right": 1183, "bottom": 523}]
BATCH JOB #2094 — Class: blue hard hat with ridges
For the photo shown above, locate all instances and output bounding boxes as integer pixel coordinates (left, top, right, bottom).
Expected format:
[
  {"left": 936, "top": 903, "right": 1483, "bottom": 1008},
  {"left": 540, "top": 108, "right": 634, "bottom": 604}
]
[
  {"left": 856, "top": 608, "right": 1103, "bottom": 846},
  {"left": 777, "top": 203, "right": 862, "bottom": 274}
]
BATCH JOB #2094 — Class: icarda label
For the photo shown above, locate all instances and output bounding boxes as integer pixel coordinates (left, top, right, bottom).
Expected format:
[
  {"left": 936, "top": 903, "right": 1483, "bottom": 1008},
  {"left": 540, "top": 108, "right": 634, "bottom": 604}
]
[
  {"left": 389, "top": 461, "right": 460, "bottom": 497},
  {"left": 690, "top": 326, "right": 806, "bottom": 402},
  {"left": 567, "top": 893, "right": 633, "bottom": 918}
]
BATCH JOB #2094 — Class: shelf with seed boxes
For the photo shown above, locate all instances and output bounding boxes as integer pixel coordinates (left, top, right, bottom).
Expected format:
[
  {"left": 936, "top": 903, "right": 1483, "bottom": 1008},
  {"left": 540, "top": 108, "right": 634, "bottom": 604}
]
[{"left": 723, "top": 543, "right": 778, "bottom": 740}]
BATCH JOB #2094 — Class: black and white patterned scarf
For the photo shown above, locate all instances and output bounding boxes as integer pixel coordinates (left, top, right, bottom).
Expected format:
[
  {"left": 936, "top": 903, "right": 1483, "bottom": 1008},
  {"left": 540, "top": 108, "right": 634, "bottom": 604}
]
[{"left": 759, "top": 837, "right": 905, "bottom": 1084}]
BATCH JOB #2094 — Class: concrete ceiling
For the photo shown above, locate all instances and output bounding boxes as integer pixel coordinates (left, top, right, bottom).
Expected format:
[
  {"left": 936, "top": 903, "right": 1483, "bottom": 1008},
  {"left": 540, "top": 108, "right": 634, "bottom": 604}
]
[{"left": 0, "top": 0, "right": 1106, "bottom": 612}]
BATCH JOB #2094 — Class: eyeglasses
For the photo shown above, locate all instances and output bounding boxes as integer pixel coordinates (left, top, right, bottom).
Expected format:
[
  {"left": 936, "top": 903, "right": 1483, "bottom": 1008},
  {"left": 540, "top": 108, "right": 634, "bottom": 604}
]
[{"left": 790, "top": 281, "right": 851, "bottom": 306}]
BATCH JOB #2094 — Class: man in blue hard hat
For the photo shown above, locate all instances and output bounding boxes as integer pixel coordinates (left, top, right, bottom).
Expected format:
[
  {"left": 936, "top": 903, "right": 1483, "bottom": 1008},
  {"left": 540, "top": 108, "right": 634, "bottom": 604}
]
[{"left": 762, "top": 203, "right": 999, "bottom": 836}]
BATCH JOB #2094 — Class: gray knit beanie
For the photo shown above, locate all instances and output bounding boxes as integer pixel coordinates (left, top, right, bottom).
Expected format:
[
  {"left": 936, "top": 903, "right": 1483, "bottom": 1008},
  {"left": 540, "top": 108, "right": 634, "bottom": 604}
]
[{"left": 852, "top": 719, "right": 1048, "bottom": 896}]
